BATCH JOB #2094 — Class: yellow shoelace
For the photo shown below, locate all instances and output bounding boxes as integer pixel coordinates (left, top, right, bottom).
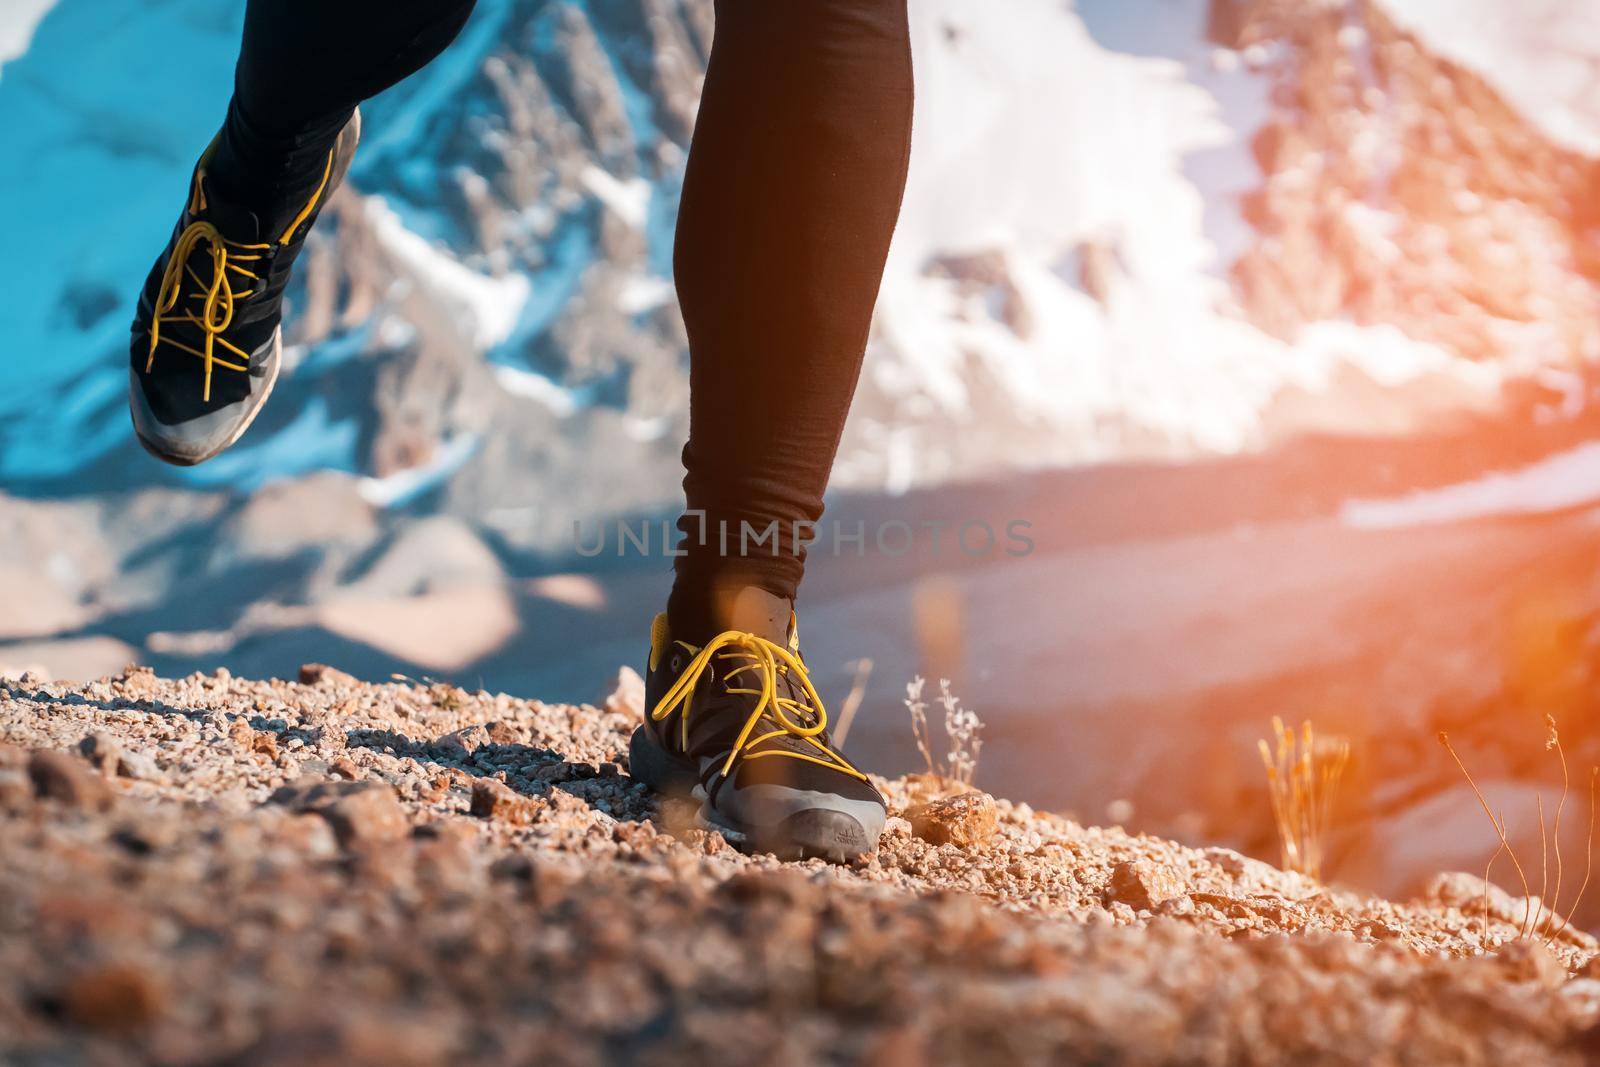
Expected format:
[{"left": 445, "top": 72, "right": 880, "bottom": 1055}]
[
  {"left": 146, "top": 221, "right": 269, "bottom": 403},
  {"left": 145, "top": 145, "right": 334, "bottom": 403},
  {"left": 650, "top": 631, "right": 867, "bottom": 783}
]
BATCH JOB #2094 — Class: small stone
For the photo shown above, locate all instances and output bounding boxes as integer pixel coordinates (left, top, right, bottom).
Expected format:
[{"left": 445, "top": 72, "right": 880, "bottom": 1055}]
[
  {"left": 275, "top": 813, "right": 340, "bottom": 858},
  {"left": 906, "top": 791, "right": 998, "bottom": 848},
  {"left": 1108, "top": 859, "right": 1186, "bottom": 911},
  {"left": 486, "top": 721, "right": 523, "bottom": 745},
  {"left": 414, "top": 834, "right": 480, "bottom": 893},
  {"left": 1156, "top": 894, "right": 1196, "bottom": 917},
  {"left": 251, "top": 731, "right": 279, "bottom": 760},
  {"left": 331, "top": 757, "right": 361, "bottom": 780},
  {"left": 430, "top": 684, "right": 468, "bottom": 711},
  {"left": 78, "top": 732, "right": 122, "bottom": 776},
  {"left": 470, "top": 779, "right": 545, "bottom": 825},
  {"left": 298, "top": 662, "right": 358, "bottom": 687},
  {"left": 1491, "top": 938, "right": 1568, "bottom": 988},
  {"left": 28, "top": 750, "right": 115, "bottom": 811},
  {"left": 1203, "top": 847, "right": 1279, "bottom": 890},
  {"left": 1352, "top": 919, "right": 1402, "bottom": 942},
  {"left": 0, "top": 768, "right": 33, "bottom": 812},
  {"left": 58, "top": 963, "right": 164, "bottom": 1033},
  {"left": 689, "top": 828, "right": 729, "bottom": 854},
  {"left": 321, "top": 786, "right": 407, "bottom": 847},
  {"left": 269, "top": 778, "right": 408, "bottom": 849},
  {"left": 612, "top": 820, "right": 657, "bottom": 848},
  {"left": 115, "top": 749, "right": 162, "bottom": 781},
  {"left": 116, "top": 666, "right": 159, "bottom": 698},
  {"left": 1422, "top": 871, "right": 1522, "bottom": 925},
  {"left": 434, "top": 725, "right": 490, "bottom": 761},
  {"left": 603, "top": 666, "right": 646, "bottom": 718}
]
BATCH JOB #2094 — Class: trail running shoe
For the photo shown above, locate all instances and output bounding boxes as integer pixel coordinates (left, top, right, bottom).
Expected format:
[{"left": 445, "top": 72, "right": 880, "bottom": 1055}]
[
  {"left": 631, "top": 608, "right": 887, "bottom": 862},
  {"left": 129, "top": 110, "right": 361, "bottom": 466}
]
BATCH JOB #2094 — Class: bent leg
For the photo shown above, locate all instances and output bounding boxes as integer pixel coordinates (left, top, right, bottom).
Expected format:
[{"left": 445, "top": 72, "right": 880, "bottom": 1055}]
[
  {"left": 211, "top": 0, "right": 478, "bottom": 226},
  {"left": 668, "top": 0, "right": 915, "bottom": 642}
]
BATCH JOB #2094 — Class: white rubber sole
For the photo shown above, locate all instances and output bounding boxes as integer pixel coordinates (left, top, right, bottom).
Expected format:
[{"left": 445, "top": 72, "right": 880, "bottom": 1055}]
[
  {"left": 630, "top": 725, "right": 876, "bottom": 863},
  {"left": 133, "top": 329, "right": 281, "bottom": 467}
]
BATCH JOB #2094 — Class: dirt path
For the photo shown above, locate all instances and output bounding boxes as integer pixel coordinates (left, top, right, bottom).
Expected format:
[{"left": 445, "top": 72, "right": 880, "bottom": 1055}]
[{"left": 3, "top": 667, "right": 1599, "bottom": 1064}]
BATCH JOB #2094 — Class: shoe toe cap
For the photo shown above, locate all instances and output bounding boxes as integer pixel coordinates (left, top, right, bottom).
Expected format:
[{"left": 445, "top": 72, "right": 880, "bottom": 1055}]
[
  {"left": 127, "top": 335, "right": 279, "bottom": 466},
  {"left": 716, "top": 782, "right": 886, "bottom": 860},
  {"left": 129, "top": 370, "right": 245, "bottom": 465}
]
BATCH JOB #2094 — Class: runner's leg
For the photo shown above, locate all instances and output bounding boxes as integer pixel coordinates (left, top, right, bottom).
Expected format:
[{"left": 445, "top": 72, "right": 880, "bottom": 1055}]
[{"left": 667, "top": 0, "right": 914, "bottom": 642}]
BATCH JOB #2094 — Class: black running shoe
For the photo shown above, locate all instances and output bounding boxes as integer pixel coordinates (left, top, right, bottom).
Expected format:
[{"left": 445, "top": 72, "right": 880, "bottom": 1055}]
[
  {"left": 631, "top": 607, "right": 886, "bottom": 862},
  {"left": 129, "top": 110, "right": 361, "bottom": 466}
]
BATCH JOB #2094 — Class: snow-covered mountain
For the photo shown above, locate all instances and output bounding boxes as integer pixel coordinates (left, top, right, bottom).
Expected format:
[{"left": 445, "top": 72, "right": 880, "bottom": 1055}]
[{"left": 2, "top": 0, "right": 1599, "bottom": 543}]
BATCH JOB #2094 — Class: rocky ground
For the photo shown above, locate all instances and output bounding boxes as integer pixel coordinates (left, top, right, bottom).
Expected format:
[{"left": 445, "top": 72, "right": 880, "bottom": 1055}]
[{"left": 3, "top": 666, "right": 1600, "bottom": 1066}]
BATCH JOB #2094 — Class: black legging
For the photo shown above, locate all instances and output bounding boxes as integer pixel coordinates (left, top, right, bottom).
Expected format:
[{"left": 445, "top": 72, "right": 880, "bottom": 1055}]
[{"left": 212, "top": 0, "right": 914, "bottom": 644}]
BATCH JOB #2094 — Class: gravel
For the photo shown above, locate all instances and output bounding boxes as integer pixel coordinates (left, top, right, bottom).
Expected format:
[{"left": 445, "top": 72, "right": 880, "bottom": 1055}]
[{"left": 2, "top": 665, "right": 1599, "bottom": 1064}]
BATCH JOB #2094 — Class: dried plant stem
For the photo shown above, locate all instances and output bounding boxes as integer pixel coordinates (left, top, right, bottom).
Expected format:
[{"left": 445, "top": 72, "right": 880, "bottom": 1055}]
[
  {"left": 1548, "top": 767, "right": 1598, "bottom": 946},
  {"left": 1547, "top": 716, "right": 1569, "bottom": 940},
  {"left": 905, "top": 677, "right": 934, "bottom": 776},
  {"left": 1438, "top": 732, "right": 1534, "bottom": 935},
  {"left": 1315, "top": 738, "right": 1350, "bottom": 878},
  {"left": 902, "top": 676, "right": 985, "bottom": 786},
  {"left": 1483, "top": 816, "right": 1507, "bottom": 944},
  {"left": 1259, "top": 717, "right": 1349, "bottom": 881},
  {"left": 1259, "top": 740, "right": 1296, "bottom": 871},
  {"left": 831, "top": 658, "right": 872, "bottom": 750},
  {"left": 1532, "top": 794, "right": 1549, "bottom": 939}
]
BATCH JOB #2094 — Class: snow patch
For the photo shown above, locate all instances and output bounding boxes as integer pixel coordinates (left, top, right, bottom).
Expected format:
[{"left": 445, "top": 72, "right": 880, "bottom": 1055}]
[
  {"left": 0, "top": 0, "right": 56, "bottom": 79},
  {"left": 1341, "top": 441, "right": 1600, "bottom": 529},
  {"left": 581, "top": 166, "right": 651, "bottom": 230},
  {"left": 616, "top": 273, "right": 673, "bottom": 315},
  {"left": 867, "top": 0, "right": 1499, "bottom": 473},
  {"left": 491, "top": 365, "right": 580, "bottom": 417},
  {"left": 358, "top": 433, "right": 482, "bottom": 508},
  {"left": 365, "top": 197, "right": 530, "bottom": 349}
]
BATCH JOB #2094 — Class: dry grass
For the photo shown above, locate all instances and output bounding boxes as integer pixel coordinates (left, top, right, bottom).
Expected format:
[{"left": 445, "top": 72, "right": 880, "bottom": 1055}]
[
  {"left": 1257, "top": 717, "right": 1350, "bottom": 881},
  {"left": 830, "top": 658, "right": 873, "bottom": 749},
  {"left": 905, "top": 677, "right": 985, "bottom": 787},
  {"left": 1438, "top": 715, "right": 1598, "bottom": 947}
]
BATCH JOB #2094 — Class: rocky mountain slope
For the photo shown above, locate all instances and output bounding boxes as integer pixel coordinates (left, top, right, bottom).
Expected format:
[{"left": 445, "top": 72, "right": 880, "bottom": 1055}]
[
  {"left": 1222, "top": 0, "right": 1600, "bottom": 372},
  {"left": 4, "top": 665, "right": 1600, "bottom": 1065}
]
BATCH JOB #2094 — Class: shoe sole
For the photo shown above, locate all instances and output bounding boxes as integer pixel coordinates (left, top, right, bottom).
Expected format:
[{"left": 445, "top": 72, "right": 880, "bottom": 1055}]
[
  {"left": 134, "top": 329, "right": 282, "bottom": 467},
  {"left": 628, "top": 724, "right": 874, "bottom": 864},
  {"left": 699, "top": 805, "right": 871, "bottom": 865},
  {"left": 133, "top": 108, "right": 362, "bottom": 467}
]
